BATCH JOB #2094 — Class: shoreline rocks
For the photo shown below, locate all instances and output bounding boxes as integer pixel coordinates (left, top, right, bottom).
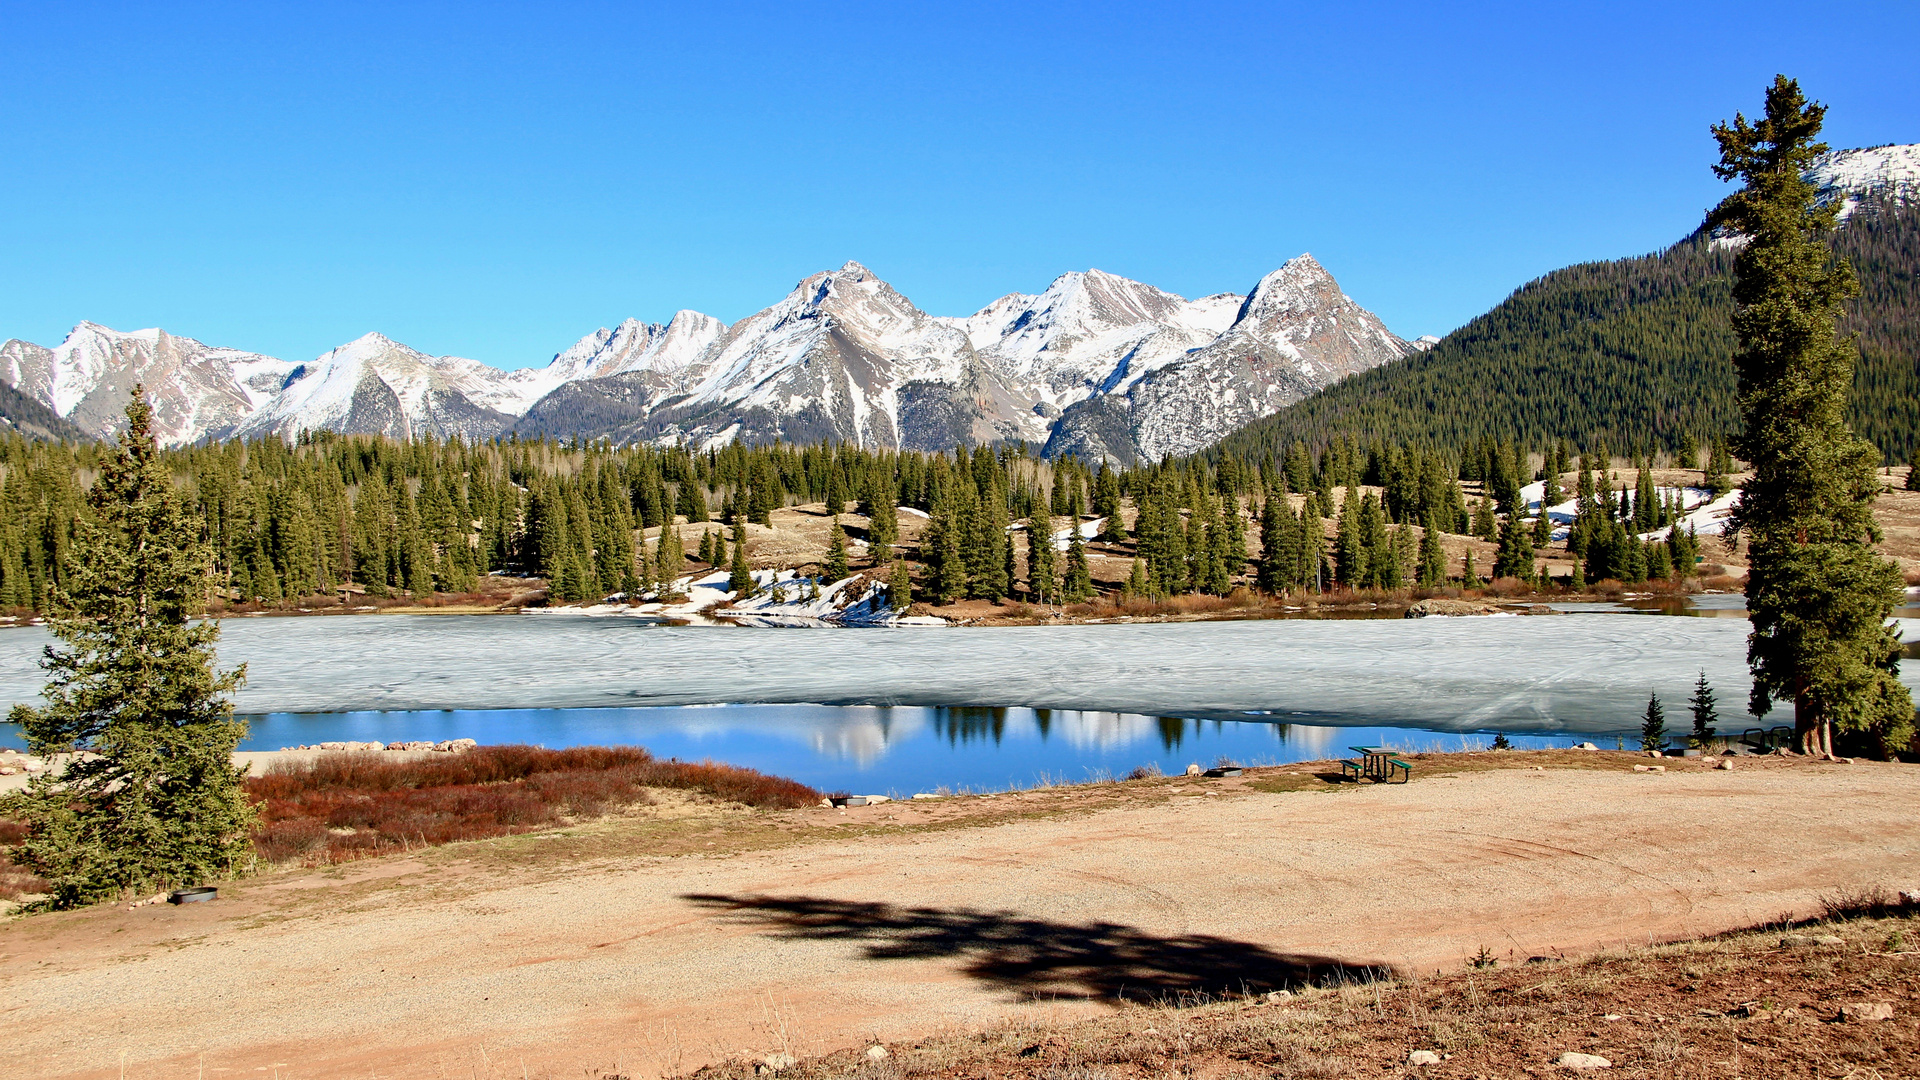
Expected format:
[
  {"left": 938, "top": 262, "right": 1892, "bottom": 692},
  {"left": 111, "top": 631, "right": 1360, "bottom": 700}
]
[{"left": 279, "top": 738, "right": 477, "bottom": 754}]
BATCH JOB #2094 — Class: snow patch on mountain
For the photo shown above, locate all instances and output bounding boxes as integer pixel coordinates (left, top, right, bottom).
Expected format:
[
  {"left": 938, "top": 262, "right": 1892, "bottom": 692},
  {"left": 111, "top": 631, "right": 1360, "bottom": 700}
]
[{"left": 1809, "top": 143, "right": 1920, "bottom": 220}]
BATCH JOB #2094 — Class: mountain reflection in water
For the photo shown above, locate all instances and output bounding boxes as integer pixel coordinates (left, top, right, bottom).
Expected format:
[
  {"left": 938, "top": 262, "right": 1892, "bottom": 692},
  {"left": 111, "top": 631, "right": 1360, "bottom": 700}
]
[{"left": 230, "top": 704, "right": 1579, "bottom": 797}]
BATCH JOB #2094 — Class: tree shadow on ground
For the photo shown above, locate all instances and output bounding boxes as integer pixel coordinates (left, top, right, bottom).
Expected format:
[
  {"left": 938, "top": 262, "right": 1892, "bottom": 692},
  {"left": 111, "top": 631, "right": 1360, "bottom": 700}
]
[{"left": 683, "top": 893, "right": 1394, "bottom": 1003}]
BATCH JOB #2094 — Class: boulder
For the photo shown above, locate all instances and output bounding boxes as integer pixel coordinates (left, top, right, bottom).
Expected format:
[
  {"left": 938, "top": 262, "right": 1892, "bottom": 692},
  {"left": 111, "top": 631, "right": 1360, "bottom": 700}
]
[
  {"left": 1185, "top": 763, "right": 1203, "bottom": 776},
  {"left": 865, "top": 1046, "right": 889, "bottom": 1061},
  {"left": 1556, "top": 1051, "right": 1612, "bottom": 1070},
  {"left": 1408, "top": 1049, "right": 1442, "bottom": 1066},
  {"left": 1840, "top": 1001, "right": 1894, "bottom": 1023},
  {"left": 1572, "top": 742, "right": 1599, "bottom": 751},
  {"left": 760, "top": 1053, "right": 798, "bottom": 1074},
  {"left": 434, "top": 739, "right": 478, "bottom": 753},
  {"left": 1405, "top": 598, "right": 1502, "bottom": 618},
  {"left": 1717, "top": 758, "right": 1735, "bottom": 771},
  {"left": 1632, "top": 764, "right": 1666, "bottom": 773}
]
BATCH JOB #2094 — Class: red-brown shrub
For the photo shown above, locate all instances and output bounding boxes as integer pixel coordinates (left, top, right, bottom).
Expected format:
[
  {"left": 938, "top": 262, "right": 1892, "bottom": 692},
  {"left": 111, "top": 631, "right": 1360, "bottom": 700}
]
[
  {"left": 246, "top": 745, "right": 819, "bottom": 867},
  {"left": 0, "top": 819, "right": 48, "bottom": 903}
]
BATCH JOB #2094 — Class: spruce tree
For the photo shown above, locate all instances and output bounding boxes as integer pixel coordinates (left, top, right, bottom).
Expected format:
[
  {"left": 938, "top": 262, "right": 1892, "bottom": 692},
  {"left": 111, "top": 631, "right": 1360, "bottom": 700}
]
[
  {"left": 655, "top": 523, "right": 685, "bottom": 585},
  {"left": 1417, "top": 515, "right": 1447, "bottom": 587},
  {"left": 866, "top": 487, "right": 899, "bottom": 552},
  {"left": 1258, "top": 489, "right": 1299, "bottom": 593},
  {"left": 1705, "top": 438, "right": 1733, "bottom": 498},
  {"left": 1384, "top": 524, "right": 1412, "bottom": 589},
  {"left": 1689, "top": 672, "right": 1720, "bottom": 750},
  {"left": 1907, "top": 445, "right": 1920, "bottom": 492},
  {"left": 824, "top": 517, "right": 850, "bottom": 581},
  {"left": 1125, "top": 555, "right": 1150, "bottom": 599},
  {"left": 3, "top": 393, "right": 255, "bottom": 908},
  {"left": 1064, "top": 529, "right": 1093, "bottom": 602},
  {"left": 1493, "top": 514, "right": 1535, "bottom": 583},
  {"left": 1711, "top": 77, "right": 1912, "bottom": 758},
  {"left": 1470, "top": 496, "right": 1497, "bottom": 540},
  {"left": 1093, "top": 464, "right": 1126, "bottom": 543},
  {"left": 1640, "top": 691, "right": 1667, "bottom": 753},
  {"left": 1357, "top": 493, "right": 1388, "bottom": 588},
  {"left": 926, "top": 491, "right": 969, "bottom": 604},
  {"left": 1028, "top": 527, "right": 1057, "bottom": 604},
  {"left": 727, "top": 523, "right": 754, "bottom": 595},
  {"left": 1334, "top": 486, "right": 1363, "bottom": 587},
  {"left": 889, "top": 559, "right": 913, "bottom": 611}
]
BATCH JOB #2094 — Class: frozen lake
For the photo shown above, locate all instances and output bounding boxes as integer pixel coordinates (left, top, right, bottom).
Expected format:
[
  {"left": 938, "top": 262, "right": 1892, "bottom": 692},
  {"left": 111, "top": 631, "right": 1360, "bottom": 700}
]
[{"left": 0, "top": 609, "right": 1830, "bottom": 735}]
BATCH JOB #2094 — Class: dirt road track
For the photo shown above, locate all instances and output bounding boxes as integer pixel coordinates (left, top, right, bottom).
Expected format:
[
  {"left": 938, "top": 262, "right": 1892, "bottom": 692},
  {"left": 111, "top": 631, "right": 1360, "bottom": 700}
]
[{"left": 4, "top": 759, "right": 1916, "bottom": 1079}]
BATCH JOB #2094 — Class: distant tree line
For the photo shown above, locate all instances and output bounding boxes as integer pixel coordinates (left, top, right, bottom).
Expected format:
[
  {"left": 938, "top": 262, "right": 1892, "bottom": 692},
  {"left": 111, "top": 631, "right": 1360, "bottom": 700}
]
[{"left": 0, "top": 405, "right": 1733, "bottom": 615}]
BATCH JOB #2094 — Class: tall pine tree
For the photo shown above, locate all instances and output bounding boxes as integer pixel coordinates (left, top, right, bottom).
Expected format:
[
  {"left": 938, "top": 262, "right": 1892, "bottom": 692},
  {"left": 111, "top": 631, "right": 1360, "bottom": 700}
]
[
  {"left": 1711, "top": 77, "right": 1912, "bottom": 758},
  {"left": 3, "top": 393, "right": 255, "bottom": 908}
]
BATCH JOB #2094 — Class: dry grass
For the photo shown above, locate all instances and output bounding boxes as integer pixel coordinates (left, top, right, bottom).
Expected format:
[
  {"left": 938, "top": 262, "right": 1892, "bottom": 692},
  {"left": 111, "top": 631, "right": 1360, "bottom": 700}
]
[{"left": 685, "top": 907, "right": 1920, "bottom": 1080}]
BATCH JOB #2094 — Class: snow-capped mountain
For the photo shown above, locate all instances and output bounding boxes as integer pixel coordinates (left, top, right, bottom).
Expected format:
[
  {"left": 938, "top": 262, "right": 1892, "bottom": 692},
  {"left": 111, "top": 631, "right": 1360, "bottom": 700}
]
[
  {"left": 954, "top": 269, "right": 1242, "bottom": 406},
  {"left": 1048, "top": 255, "right": 1414, "bottom": 462},
  {"left": 0, "top": 323, "right": 294, "bottom": 446},
  {"left": 226, "top": 333, "right": 546, "bottom": 442},
  {"left": 2, "top": 260, "right": 1404, "bottom": 459},
  {"left": 541, "top": 310, "right": 726, "bottom": 392}
]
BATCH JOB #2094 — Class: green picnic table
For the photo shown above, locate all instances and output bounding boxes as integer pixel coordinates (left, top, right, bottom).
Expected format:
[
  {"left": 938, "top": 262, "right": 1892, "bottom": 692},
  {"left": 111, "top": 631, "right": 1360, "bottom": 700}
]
[{"left": 1340, "top": 745, "right": 1411, "bottom": 783}]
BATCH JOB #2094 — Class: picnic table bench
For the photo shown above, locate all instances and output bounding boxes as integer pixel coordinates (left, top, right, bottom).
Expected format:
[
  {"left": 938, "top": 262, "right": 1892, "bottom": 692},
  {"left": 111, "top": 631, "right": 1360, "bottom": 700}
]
[
  {"left": 1740, "top": 726, "right": 1795, "bottom": 752},
  {"left": 1340, "top": 746, "right": 1411, "bottom": 783}
]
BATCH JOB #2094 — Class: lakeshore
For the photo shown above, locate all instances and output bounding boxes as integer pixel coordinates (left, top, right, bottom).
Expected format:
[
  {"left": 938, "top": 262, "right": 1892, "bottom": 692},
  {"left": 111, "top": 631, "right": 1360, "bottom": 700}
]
[{"left": 2, "top": 749, "right": 1914, "bottom": 1079}]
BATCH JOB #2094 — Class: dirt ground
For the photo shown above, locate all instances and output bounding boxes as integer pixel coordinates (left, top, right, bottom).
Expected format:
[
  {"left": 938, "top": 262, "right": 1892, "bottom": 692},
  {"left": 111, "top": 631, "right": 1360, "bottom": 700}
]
[
  {"left": 3, "top": 752, "right": 1917, "bottom": 1079},
  {"left": 701, "top": 905, "right": 1920, "bottom": 1080}
]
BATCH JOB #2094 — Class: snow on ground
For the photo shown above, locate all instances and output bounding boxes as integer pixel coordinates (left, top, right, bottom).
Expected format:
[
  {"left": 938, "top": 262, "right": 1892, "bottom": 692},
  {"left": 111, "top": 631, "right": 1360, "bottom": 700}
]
[
  {"left": 1515, "top": 482, "right": 1734, "bottom": 543},
  {"left": 538, "top": 568, "right": 937, "bottom": 627},
  {"left": 1007, "top": 516, "right": 1105, "bottom": 551}
]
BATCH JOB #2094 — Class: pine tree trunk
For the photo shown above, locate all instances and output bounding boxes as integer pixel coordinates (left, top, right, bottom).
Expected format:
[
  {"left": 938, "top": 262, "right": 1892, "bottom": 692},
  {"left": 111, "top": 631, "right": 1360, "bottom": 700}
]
[{"left": 1794, "top": 689, "right": 1834, "bottom": 758}]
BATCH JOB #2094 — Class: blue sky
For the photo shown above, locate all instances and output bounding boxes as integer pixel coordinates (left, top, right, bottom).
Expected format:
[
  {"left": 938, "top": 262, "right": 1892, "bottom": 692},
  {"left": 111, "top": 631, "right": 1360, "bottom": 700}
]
[{"left": 2, "top": 2, "right": 1915, "bottom": 369}]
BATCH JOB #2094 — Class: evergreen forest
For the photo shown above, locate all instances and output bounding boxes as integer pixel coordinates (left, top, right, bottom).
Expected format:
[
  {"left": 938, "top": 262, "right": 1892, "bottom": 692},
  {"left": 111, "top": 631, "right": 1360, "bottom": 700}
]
[
  {"left": 1211, "top": 198, "right": 1920, "bottom": 464},
  {"left": 0, "top": 419, "right": 1712, "bottom": 617}
]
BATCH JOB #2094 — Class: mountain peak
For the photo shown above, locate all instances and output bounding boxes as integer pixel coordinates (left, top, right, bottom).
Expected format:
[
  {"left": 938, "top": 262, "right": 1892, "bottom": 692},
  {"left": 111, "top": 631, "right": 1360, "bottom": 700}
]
[{"left": 340, "top": 331, "right": 401, "bottom": 350}]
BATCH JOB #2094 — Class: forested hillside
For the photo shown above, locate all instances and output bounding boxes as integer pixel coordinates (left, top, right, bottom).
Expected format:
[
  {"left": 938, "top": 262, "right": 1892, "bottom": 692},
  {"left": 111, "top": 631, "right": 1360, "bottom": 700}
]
[
  {"left": 1211, "top": 198, "right": 1920, "bottom": 463},
  {"left": 0, "top": 381, "right": 86, "bottom": 442}
]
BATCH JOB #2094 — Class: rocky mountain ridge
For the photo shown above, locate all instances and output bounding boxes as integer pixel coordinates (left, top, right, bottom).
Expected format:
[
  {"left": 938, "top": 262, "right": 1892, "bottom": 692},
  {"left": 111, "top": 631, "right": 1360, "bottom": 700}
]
[{"left": 1, "top": 257, "right": 1409, "bottom": 462}]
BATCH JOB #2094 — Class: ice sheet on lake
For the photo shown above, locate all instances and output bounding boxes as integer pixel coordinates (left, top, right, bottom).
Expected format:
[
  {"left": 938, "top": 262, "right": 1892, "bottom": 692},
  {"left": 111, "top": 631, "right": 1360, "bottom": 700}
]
[{"left": 0, "top": 613, "right": 1836, "bottom": 734}]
